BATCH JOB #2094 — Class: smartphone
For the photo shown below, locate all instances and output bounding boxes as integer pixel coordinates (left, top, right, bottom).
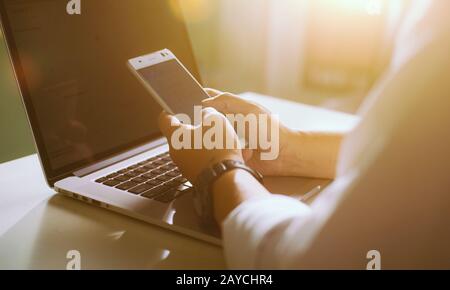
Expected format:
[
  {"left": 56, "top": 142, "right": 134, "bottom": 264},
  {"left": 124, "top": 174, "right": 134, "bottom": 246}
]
[{"left": 127, "top": 49, "right": 209, "bottom": 124}]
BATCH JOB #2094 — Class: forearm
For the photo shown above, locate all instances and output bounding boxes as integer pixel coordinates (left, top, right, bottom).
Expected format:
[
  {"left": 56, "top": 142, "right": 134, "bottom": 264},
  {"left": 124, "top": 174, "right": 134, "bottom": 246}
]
[
  {"left": 279, "top": 129, "right": 345, "bottom": 179},
  {"left": 211, "top": 130, "right": 344, "bottom": 223},
  {"left": 212, "top": 169, "right": 270, "bottom": 224}
]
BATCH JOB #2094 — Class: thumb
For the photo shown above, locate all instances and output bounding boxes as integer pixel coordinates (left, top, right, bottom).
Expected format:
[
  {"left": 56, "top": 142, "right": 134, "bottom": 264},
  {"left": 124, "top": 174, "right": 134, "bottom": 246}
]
[
  {"left": 204, "top": 88, "right": 223, "bottom": 98},
  {"left": 202, "top": 94, "right": 227, "bottom": 112}
]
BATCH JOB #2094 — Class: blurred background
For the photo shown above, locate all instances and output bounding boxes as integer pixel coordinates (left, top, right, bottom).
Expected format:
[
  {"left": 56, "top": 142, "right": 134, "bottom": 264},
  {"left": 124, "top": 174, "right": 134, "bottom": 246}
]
[{"left": 0, "top": 0, "right": 417, "bottom": 163}]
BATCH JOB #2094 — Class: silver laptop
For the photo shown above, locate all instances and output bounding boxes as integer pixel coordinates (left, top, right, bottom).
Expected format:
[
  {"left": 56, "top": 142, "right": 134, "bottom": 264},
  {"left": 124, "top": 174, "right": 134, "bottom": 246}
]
[{"left": 0, "top": 0, "right": 220, "bottom": 245}]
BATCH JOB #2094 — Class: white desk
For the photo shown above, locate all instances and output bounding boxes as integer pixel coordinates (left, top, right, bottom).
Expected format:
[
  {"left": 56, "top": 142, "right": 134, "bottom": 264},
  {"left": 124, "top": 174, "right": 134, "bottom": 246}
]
[{"left": 0, "top": 93, "right": 359, "bottom": 269}]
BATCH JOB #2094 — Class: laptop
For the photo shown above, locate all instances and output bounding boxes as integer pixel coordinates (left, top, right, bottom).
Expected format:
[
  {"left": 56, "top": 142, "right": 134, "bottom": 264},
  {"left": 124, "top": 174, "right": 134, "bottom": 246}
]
[{"left": 0, "top": 0, "right": 221, "bottom": 245}]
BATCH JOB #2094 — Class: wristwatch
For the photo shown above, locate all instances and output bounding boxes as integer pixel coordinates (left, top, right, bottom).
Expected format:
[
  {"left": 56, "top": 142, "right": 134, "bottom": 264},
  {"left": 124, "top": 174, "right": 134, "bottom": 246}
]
[{"left": 193, "top": 159, "right": 264, "bottom": 225}]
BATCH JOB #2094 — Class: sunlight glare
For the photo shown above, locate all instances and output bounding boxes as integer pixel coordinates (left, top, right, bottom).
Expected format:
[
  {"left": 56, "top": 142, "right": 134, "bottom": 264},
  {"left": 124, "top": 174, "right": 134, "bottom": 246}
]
[
  {"left": 325, "top": 0, "right": 384, "bottom": 15},
  {"left": 366, "top": 0, "right": 383, "bottom": 15},
  {"left": 169, "top": 0, "right": 213, "bottom": 23}
]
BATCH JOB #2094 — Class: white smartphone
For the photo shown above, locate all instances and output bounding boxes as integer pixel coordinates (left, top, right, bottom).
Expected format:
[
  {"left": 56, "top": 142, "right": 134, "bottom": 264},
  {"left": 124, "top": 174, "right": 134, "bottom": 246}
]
[{"left": 127, "top": 49, "right": 209, "bottom": 123}]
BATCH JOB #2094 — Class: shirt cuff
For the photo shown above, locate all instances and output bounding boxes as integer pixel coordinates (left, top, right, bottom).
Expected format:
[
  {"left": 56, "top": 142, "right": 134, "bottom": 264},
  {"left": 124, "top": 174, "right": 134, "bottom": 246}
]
[{"left": 222, "top": 194, "right": 311, "bottom": 269}]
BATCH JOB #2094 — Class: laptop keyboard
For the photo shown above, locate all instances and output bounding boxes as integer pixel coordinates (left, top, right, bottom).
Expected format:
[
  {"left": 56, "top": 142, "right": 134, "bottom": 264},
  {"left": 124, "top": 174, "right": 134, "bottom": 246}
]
[{"left": 95, "top": 152, "right": 192, "bottom": 203}]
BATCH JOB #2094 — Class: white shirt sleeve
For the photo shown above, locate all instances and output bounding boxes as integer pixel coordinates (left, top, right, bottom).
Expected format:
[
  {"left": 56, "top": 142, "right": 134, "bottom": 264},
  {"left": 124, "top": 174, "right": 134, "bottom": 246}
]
[
  {"left": 222, "top": 171, "right": 356, "bottom": 269},
  {"left": 222, "top": 195, "right": 311, "bottom": 269}
]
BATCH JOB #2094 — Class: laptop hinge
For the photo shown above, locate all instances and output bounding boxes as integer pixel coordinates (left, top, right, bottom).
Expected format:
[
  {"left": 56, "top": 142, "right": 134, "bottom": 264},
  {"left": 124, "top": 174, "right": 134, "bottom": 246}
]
[{"left": 73, "top": 138, "right": 167, "bottom": 177}]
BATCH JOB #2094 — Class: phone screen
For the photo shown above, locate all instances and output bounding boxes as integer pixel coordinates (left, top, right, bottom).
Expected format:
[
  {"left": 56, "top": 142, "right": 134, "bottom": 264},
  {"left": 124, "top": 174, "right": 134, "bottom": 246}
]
[{"left": 136, "top": 59, "right": 209, "bottom": 122}]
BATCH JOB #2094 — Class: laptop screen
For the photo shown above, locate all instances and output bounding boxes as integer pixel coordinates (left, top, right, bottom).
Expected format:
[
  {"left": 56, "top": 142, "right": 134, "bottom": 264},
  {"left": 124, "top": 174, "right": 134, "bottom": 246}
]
[{"left": 0, "top": 0, "right": 200, "bottom": 183}]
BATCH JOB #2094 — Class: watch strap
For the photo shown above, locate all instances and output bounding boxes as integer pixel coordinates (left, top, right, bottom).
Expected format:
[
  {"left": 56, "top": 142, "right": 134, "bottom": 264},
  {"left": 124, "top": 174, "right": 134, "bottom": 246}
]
[{"left": 193, "top": 160, "right": 264, "bottom": 224}]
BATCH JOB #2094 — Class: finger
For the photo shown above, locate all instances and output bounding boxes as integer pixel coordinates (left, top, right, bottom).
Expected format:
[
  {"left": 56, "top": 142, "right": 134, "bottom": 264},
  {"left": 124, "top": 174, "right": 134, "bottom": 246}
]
[
  {"left": 201, "top": 107, "right": 219, "bottom": 119},
  {"left": 200, "top": 107, "right": 240, "bottom": 149},
  {"left": 202, "top": 90, "right": 229, "bottom": 109},
  {"left": 201, "top": 107, "right": 234, "bottom": 137},
  {"left": 202, "top": 92, "right": 231, "bottom": 112},
  {"left": 201, "top": 107, "right": 227, "bottom": 130},
  {"left": 158, "top": 111, "right": 182, "bottom": 138},
  {"left": 202, "top": 92, "right": 235, "bottom": 103},
  {"left": 204, "top": 88, "right": 223, "bottom": 98},
  {"left": 203, "top": 93, "right": 257, "bottom": 115}
]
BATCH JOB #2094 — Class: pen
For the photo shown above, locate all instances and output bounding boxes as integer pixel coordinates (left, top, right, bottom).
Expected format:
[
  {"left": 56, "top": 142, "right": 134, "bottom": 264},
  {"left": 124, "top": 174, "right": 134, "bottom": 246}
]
[{"left": 300, "top": 185, "right": 322, "bottom": 202}]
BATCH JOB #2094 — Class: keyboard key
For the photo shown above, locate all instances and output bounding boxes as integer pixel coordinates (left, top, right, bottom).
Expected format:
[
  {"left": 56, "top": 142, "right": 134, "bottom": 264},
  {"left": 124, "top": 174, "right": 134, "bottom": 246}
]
[
  {"left": 125, "top": 171, "right": 140, "bottom": 178},
  {"left": 131, "top": 177, "right": 147, "bottom": 184},
  {"left": 146, "top": 179, "right": 164, "bottom": 186},
  {"left": 142, "top": 172, "right": 157, "bottom": 179},
  {"left": 133, "top": 167, "right": 148, "bottom": 174},
  {"left": 142, "top": 185, "right": 170, "bottom": 199},
  {"left": 151, "top": 169, "right": 165, "bottom": 175},
  {"left": 114, "top": 175, "right": 131, "bottom": 182},
  {"left": 153, "top": 160, "right": 167, "bottom": 166},
  {"left": 160, "top": 164, "right": 176, "bottom": 171},
  {"left": 175, "top": 176, "right": 188, "bottom": 184},
  {"left": 142, "top": 163, "right": 158, "bottom": 170},
  {"left": 116, "top": 181, "right": 139, "bottom": 191},
  {"left": 103, "top": 180, "right": 121, "bottom": 187},
  {"left": 106, "top": 172, "right": 120, "bottom": 179},
  {"left": 156, "top": 175, "right": 172, "bottom": 182},
  {"left": 95, "top": 177, "right": 109, "bottom": 183},
  {"left": 128, "top": 183, "right": 154, "bottom": 195},
  {"left": 166, "top": 171, "right": 181, "bottom": 178}
]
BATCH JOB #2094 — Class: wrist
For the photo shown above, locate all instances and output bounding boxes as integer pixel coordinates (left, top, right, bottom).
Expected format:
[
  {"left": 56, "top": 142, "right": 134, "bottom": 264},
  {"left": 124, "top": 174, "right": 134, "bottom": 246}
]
[
  {"left": 193, "top": 159, "right": 265, "bottom": 225},
  {"left": 207, "top": 153, "right": 244, "bottom": 169},
  {"left": 211, "top": 169, "right": 248, "bottom": 201},
  {"left": 212, "top": 168, "right": 268, "bottom": 224}
]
